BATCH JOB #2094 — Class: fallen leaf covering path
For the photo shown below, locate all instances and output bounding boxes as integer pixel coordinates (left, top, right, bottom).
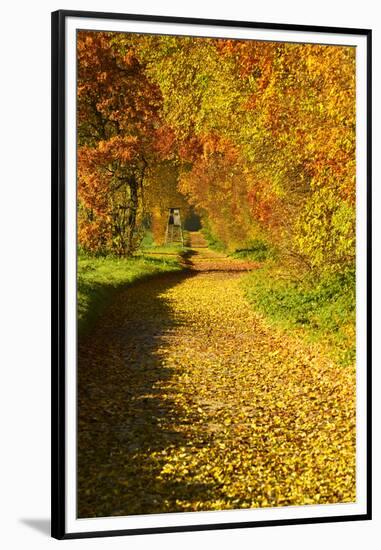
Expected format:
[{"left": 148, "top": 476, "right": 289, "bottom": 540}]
[{"left": 78, "top": 233, "right": 355, "bottom": 517}]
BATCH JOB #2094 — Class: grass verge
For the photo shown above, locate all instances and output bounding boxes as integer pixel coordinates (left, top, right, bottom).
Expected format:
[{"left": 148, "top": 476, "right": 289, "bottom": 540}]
[
  {"left": 241, "top": 264, "right": 355, "bottom": 365},
  {"left": 230, "top": 240, "right": 276, "bottom": 262},
  {"left": 78, "top": 251, "right": 183, "bottom": 336}
]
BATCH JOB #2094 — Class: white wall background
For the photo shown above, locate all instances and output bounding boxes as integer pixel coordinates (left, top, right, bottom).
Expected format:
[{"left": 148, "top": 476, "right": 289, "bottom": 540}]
[{"left": 0, "top": 0, "right": 379, "bottom": 548}]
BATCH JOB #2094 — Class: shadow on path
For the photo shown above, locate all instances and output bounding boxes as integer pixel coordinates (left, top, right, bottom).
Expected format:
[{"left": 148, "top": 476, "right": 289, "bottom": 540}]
[{"left": 78, "top": 271, "right": 229, "bottom": 518}]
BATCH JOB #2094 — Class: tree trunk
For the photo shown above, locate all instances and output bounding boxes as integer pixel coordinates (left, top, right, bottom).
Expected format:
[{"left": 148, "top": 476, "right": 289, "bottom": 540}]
[{"left": 127, "top": 175, "right": 139, "bottom": 255}]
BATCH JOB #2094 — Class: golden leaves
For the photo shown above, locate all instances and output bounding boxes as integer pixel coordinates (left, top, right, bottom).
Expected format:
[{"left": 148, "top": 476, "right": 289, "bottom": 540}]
[
  {"left": 77, "top": 31, "right": 356, "bottom": 273},
  {"left": 78, "top": 248, "right": 355, "bottom": 517}
]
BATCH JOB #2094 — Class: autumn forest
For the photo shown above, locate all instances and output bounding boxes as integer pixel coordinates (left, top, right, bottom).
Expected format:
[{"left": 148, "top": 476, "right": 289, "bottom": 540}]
[{"left": 77, "top": 31, "right": 356, "bottom": 517}]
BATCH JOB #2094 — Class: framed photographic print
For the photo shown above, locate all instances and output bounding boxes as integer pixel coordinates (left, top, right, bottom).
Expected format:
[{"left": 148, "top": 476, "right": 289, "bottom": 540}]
[{"left": 51, "top": 9, "right": 372, "bottom": 540}]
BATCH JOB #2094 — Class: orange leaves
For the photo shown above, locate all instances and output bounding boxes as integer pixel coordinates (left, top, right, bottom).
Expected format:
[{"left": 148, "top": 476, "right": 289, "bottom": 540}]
[
  {"left": 76, "top": 30, "right": 356, "bottom": 270},
  {"left": 78, "top": 137, "right": 138, "bottom": 172},
  {"left": 98, "top": 136, "right": 138, "bottom": 163},
  {"left": 219, "top": 40, "right": 356, "bottom": 268},
  {"left": 123, "top": 49, "right": 139, "bottom": 68},
  {"left": 247, "top": 180, "right": 277, "bottom": 226},
  {"left": 77, "top": 31, "right": 169, "bottom": 255},
  {"left": 77, "top": 30, "right": 163, "bottom": 145},
  {"left": 177, "top": 135, "right": 203, "bottom": 163},
  {"left": 77, "top": 217, "right": 110, "bottom": 253},
  {"left": 153, "top": 125, "right": 177, "bottom": 158},
  {"left": 199, "top": 133, "right": 238, "bottom": 162}
]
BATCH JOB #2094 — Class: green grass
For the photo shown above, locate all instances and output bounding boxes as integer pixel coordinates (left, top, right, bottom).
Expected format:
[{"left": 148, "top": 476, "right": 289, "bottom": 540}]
[
  {"left": 78, "top": 251, "right": 183, "bottom": 335},
  {"left": 140, "top": 243, "right": 185, "bottom": 254},
  {"left": 242, "top": 264, "right": 355, "bottom": 365},
  {"left": 139, "top": 230, "right": 155, "bottom": 248},
  {"left": 230, "top": 240, "right": 276, "bottom": 262},
  {"left": 201, "top": 227, "right": 226, "bottom": 252},
  {"left": 202, "top": 228, "right": 275, "bottom": 261},
  {"left": 139, "top": 229, "right": 191, "bottom": 254}
]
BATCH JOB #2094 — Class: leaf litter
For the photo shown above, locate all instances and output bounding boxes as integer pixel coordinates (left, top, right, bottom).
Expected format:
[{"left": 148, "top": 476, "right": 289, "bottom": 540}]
[{"left": 78, "top": 247, "right": 355, "bottom": 517}]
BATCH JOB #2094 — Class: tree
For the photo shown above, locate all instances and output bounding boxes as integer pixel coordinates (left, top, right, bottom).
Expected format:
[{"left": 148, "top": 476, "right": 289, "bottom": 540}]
[
  {"left": 141, "top": 35, "right": 355, "bottom": 273},
  {"left": 77, "top": 31, "right": 162, "bottom": 255},
  {"left": 77, "top": 31, "right": 356, "bottom": 275}
]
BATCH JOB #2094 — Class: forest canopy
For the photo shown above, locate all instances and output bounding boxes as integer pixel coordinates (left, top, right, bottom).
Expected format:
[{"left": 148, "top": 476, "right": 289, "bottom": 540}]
[{"left": 77, "top": 31, "right": 356, "bottom": 276}]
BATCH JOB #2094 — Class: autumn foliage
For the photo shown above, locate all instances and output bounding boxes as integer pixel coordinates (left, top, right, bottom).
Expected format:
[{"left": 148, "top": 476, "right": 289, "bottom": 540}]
[
  {"left": 77, "top": 32, "right": 357, "bottom": 517},
  {"left": 77, "top": 31, "right": 355, "bottom": 274}
]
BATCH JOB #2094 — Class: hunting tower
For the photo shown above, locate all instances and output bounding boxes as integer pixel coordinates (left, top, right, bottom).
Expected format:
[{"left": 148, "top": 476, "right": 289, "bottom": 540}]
[{"left": 165, "top": 207, "right": 184, "bottom": 246}]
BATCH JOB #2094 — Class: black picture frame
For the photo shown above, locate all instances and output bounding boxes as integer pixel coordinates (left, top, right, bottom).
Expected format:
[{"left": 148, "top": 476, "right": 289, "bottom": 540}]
[{"left": 51, "top": 9, "right": 372, "bottom": 540}]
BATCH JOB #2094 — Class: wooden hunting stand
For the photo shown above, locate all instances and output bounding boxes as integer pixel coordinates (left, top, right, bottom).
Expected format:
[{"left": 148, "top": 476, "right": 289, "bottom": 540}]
[{"left": 164, "top": 207, "right": 184, "bottom": 246}]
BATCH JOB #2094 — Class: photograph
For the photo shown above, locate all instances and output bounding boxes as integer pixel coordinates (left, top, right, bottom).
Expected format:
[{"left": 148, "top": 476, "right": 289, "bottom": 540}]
[{"left": 51, "top": 10, "right": 371, "bottom": 539}]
